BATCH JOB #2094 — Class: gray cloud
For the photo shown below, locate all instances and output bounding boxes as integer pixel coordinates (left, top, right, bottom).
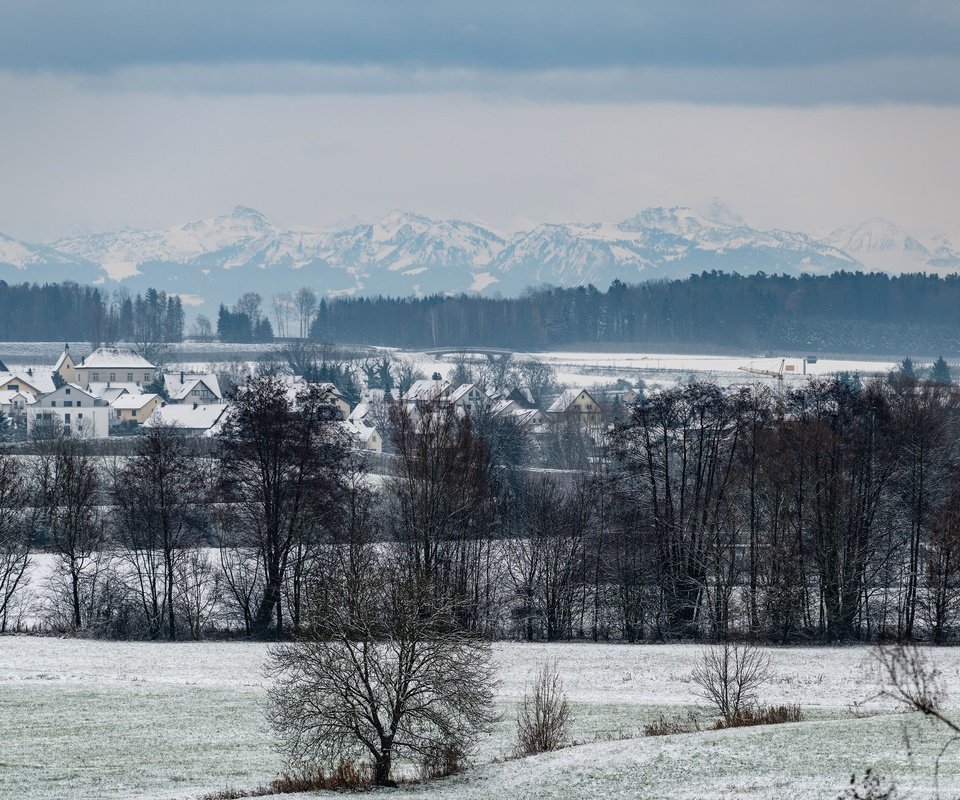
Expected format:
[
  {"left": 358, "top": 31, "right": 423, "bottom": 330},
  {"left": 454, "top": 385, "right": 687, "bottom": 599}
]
[{"left": 2, "top": 1, "right": 960, "bottom": 103}]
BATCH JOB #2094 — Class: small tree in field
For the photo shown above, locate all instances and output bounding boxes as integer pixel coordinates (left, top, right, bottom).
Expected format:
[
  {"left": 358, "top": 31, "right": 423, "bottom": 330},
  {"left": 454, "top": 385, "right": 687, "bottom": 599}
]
[
  {"left": 692, "top": 641, "right": 772, "bottom": 721},
  {"left": 516, "top": 662, "right": 572, "bottom": 756},
  {"left": 267, "top": 552, "right": 497, "bottom": 787}
]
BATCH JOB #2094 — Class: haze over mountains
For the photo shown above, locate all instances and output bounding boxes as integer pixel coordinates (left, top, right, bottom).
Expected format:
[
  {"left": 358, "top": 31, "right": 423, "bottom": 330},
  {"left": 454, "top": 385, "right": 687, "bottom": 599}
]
[{"left": 1, "top": 205, "right": 958, "bottom": 313}]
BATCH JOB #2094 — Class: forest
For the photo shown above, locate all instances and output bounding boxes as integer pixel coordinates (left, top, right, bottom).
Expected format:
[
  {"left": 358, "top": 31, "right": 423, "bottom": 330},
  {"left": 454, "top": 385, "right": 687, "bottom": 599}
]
[
  {"left": 311, "top": 271, "right": 960, "bottom": 354},
  {"left": 0, "top": 282, "right": 184, "bottom": 346},
  {"left": 5, "top": 272, "right": 960, "bottom": 355}
]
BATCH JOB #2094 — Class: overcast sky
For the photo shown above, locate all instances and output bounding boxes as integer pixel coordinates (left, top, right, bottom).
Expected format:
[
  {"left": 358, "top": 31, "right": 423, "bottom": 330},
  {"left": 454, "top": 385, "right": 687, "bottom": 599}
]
[{"left": 2, "top": 1, "right": 959, "bottom": 241}]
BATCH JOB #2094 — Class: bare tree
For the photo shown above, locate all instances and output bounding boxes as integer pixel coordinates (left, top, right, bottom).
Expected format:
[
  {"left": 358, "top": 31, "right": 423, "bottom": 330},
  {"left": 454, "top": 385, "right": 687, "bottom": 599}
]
[
  {"left": 294, "top": 287, "right": 319, "bottom": 339},
  {"left": 112, "top": 424, "right": 210, "bottom": 639},
  {"left": 32, "top": 428, "right": 106, "bottom": 630},
  {"left": 692, "top": 641, "right": 772, "bottom": 720},
  {"left": 271, "top": 292, "right": 294, "bottom": 338},
  {"left": 516, "top": 662, "right": 572, "bottom": 756},
  {"left": 190, "top": 313, "right": 213, "bottom": 339},
  {"left": 267, "top": 557, "right": 497, "bottom": 786},
  {"left": 218, "top": 377, "right": 348, "bottom": 637},
  {"left": 0, "top": 453, "right": 31, "bottom": 631}
]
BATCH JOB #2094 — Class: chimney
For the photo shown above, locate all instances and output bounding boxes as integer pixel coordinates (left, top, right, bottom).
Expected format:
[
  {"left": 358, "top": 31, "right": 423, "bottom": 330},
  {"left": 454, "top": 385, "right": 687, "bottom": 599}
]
[{"left": 180, "top": 371, "right": 184, "bottom": 383}]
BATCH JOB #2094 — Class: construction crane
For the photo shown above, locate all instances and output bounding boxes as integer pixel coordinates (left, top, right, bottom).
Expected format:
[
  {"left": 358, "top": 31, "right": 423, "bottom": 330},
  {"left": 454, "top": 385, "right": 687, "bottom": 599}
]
[{"left": 739, "top": 358, "right": 786, "bottom": 391}]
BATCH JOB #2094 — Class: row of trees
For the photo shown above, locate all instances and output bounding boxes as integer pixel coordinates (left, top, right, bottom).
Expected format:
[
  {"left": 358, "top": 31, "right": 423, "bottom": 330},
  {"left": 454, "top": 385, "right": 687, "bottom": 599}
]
[
  {"left": 0, "top": 283, "right": 184, "bottom": 346},
  {"left": 7, "top": 372, "right": 960, "bottom": 644},
  {"left": 310, "top": 271, "right": 960, "bottom": 354}
]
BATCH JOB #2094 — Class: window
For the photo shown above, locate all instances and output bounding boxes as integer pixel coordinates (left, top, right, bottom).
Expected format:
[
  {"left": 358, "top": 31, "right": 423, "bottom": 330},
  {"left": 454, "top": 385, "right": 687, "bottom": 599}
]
[
  {"left": 77, "top": 401, "right": 82, "bottom": 407},
  {"left": 144, "top": 373, "right": 150, "bottom": 381},
  {"left": 127, "top": 373, "right": 133, "bottom": 381},
  {"left": 93, "top": 372, "right": 99, "bottom": 381},
  {"left": 8, "top": 384, "right": 17, "bottom": 391},
  {"left": 64, "top": 413, "right": 71, "bottom": 423},
  {"left": 65, "top": 388, "right": 71, "bottom": 395},
  {"left": 51, "top": 400, "right": 56, "bottom": 407},
  {"left": 63, "top": 401, "right": 72, "bottom": 408},
  {"left": 109, "top": 373, "right": 116, "bottom": 381}
]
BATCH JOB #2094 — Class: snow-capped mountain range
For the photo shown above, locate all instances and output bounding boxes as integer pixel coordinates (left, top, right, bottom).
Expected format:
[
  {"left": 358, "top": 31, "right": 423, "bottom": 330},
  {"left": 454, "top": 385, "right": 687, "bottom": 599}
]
[{"left": 1, "top": 206, "right": 957, "bottom": 312}]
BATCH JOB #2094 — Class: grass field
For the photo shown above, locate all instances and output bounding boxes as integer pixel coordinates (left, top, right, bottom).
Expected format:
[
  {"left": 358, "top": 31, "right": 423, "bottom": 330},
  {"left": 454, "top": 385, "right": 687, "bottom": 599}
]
[{"left": 4, "top": 638, "right": 960, "bottom": 800}]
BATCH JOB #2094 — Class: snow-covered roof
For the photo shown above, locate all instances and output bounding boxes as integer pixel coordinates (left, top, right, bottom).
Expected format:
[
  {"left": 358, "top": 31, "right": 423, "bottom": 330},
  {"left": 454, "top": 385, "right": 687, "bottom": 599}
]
[
  {"left": 348, "top": 400, "right": 370, "bottom": 422},
  {"left": 164, "top": 373, "right": 223, "bottom": 401},
  {"left": 403, "top": 379, "right": 449, "bottom": 402},
  {"left": 0, "top": 389, "right": 30, "bottom": 405},
  {"left": 88, "top": 381, "right": 140, "bottom": 398},
  {"left": 548, "top": 388, "right": 595, "bottom": 414},
  {"left": 145, "top": 403, "right": 230, "bottom": 435},
  {"left": 343, "top": 419, "right": 380, "bottom": 444},
  {"left": 447, "top": 383, "right": 481, "bottom": 404},
  {"left": 0, "top": 370, "right": 56, "bottom": 394},
  {"left": 78, "top": 347, "right": 156, "bottom": 370},
  {"left": 53, "top": 348, "right": 74, "bottom": 372},
  {"left": 111, "top": 393, "right": 160, "bottom": 410}
]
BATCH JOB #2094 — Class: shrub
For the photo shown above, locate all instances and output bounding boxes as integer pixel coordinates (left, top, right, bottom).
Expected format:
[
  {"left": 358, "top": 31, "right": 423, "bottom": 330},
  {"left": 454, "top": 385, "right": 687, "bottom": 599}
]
[
  {"left": 643, "top": 711, "right": 702, "bottom": 737},
  {"left": 713, "top": 704, "right": 802, "bottom": 729},
  {"left": 418, "top": 738, "right": 468, "bottom": 781},
  {"left": 839, "top": 770, "right": 897, "bottom": 800},
  {"left": 516, "top": 662, "right": 572, "bottom": 756}
]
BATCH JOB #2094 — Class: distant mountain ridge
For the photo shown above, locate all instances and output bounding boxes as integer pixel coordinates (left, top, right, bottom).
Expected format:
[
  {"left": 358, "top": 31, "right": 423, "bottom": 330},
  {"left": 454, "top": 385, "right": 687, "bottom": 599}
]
[{"left": 1, "top": 206, "right": 957, "bottom": 312}]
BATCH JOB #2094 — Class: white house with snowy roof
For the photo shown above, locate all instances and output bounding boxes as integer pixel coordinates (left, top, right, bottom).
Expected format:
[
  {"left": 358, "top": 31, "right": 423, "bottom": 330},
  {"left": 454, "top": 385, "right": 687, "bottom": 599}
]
[
  {"left": 26, "top": 383, "right": 110, "bottom": 438},
  {"left": 144, "top": 403, "right": 230, "bottom": 436},
  {"left": 163, "top": 372, "right": 223, "bottom": 405},
  {"left": 73, "top": 348, "right": 158, "bottom": 390}
]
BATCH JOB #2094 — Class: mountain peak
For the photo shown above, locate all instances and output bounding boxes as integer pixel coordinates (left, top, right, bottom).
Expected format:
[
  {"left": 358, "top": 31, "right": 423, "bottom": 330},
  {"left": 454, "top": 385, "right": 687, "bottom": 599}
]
[{"left": 228, "top": 205, "right": 270, "bottom": 223}]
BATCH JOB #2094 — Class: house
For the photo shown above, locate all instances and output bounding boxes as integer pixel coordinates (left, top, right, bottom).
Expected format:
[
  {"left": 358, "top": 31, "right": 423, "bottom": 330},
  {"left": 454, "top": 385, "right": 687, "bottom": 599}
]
[
  {"left": 547, "top": 388, "right": 602, "bottom": 417},
  {"left": 163, "top": 372, "right": 223, "bottom": 405},
  {"left": 73, "top": 347, "right": 158, "bottom": 390},
  {"left": 53, "top": 345, "right": 79, "bottom": 386},
  {"left": 446, "top": 383, "right": 490, "bottom": 413},
  {"left": 0, "top": 370, "right": 52, "bottom": 400},
  {"left": 343, "top": 419, "right": 383, "bottom": 453},
  {"left": 144, "top": 403, "right": 231, "bottom": 436},
  {"left": 110, "top": 393, "right": 163, "bottom": 426},
  {"left": 402, "top": 379, "right": 450, "bottom": 404},
  {"left": 317, "top": 383, "right": 350, "bottom": 419},
  {"left": 506, "top": 387, "right": 538, "bottom": 409},
  {"left": 0, "top": 389, "right": 30, "bottom": 418},
  {"left": 26, "top": 383, "right": 110, "bottom": 438},
  {"left": 92, "top": 386, "right": 133, "bottom": 405},
  {"left": 88, "top": 382, "right": 141, "bottom": 400}
]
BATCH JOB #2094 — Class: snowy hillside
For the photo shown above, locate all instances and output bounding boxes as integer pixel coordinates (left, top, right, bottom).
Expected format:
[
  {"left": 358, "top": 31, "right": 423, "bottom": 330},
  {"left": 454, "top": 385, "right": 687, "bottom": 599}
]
[{"left": 3, "top": 206, "right": 960, "bottom": 310}]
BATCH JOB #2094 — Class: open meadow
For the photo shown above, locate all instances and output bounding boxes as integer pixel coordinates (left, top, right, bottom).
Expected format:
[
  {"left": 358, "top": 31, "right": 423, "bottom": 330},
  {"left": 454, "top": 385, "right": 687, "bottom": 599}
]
[{"left": 5, "top": 637, "right": 960, "bottom": 800}]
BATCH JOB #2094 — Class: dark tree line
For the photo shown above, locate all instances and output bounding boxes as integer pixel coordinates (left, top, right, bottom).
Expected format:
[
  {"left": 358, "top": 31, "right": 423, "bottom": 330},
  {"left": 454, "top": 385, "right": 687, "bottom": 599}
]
[
  {"left": 0, "top": 282, "right": 184, "bottom": 346},
  {"left": 310, "top": 271, "right": 960, "bottom": 355},
  {"left": 9, "top": 372, "right": 960, "bottom": 644}
]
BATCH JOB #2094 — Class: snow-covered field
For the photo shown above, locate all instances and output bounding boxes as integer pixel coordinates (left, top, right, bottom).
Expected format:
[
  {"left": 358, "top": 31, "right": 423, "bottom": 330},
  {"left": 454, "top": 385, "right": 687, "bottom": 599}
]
[
  {"left": 4, "top": 638, "right": 960, "bottom": 800},
  {"left": 396, "top": 349, "right": 897, "bottom": 391}
]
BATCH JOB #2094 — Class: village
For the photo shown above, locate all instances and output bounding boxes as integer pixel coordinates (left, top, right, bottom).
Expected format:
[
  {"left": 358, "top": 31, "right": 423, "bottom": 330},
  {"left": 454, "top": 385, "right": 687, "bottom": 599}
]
[{"left": 0, "top": 344, "right": 620, "bottom": 460}]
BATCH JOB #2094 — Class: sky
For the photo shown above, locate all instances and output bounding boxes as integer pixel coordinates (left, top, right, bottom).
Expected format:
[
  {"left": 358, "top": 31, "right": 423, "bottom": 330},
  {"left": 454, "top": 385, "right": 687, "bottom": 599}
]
[{"left": 2, "top": 1, "right": 959, "bottom": 242}]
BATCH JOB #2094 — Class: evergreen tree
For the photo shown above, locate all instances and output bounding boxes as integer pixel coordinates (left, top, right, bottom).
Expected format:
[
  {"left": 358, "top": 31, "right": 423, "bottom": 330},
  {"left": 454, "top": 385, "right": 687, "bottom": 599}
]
[
  {"left": 899, "top": 357, "right": 915, "bottom": 379},
  {"left": 931, "top": 356, "right": 952, "bottom": 385}
]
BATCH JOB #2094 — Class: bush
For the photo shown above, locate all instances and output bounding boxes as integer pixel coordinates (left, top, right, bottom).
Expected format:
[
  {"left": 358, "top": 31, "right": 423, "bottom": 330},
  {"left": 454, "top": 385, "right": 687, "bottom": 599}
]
[
  {"left": 713, "top": 704, "right": 802, "bottom": 729},
  {"left": 643, "top": 711, "right": 702, "bottom": 737},
  {"left": 418, "top": 738, "right": 468, "bottom": 781},
  {"left": 516, "top": 662, "right": 572, "bottom": 756},
  {"left": 839, "top": 770, "right": 897, "bottom": 800}
]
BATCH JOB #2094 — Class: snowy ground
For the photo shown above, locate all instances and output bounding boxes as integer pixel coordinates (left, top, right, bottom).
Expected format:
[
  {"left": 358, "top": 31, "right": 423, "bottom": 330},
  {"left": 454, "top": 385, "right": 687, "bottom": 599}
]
[
  {"left": 391, "top": 349, "right": 898, "bottom": 392},
  {"left": 5, "top": 638, "right": 960, "bottom": 800}
]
